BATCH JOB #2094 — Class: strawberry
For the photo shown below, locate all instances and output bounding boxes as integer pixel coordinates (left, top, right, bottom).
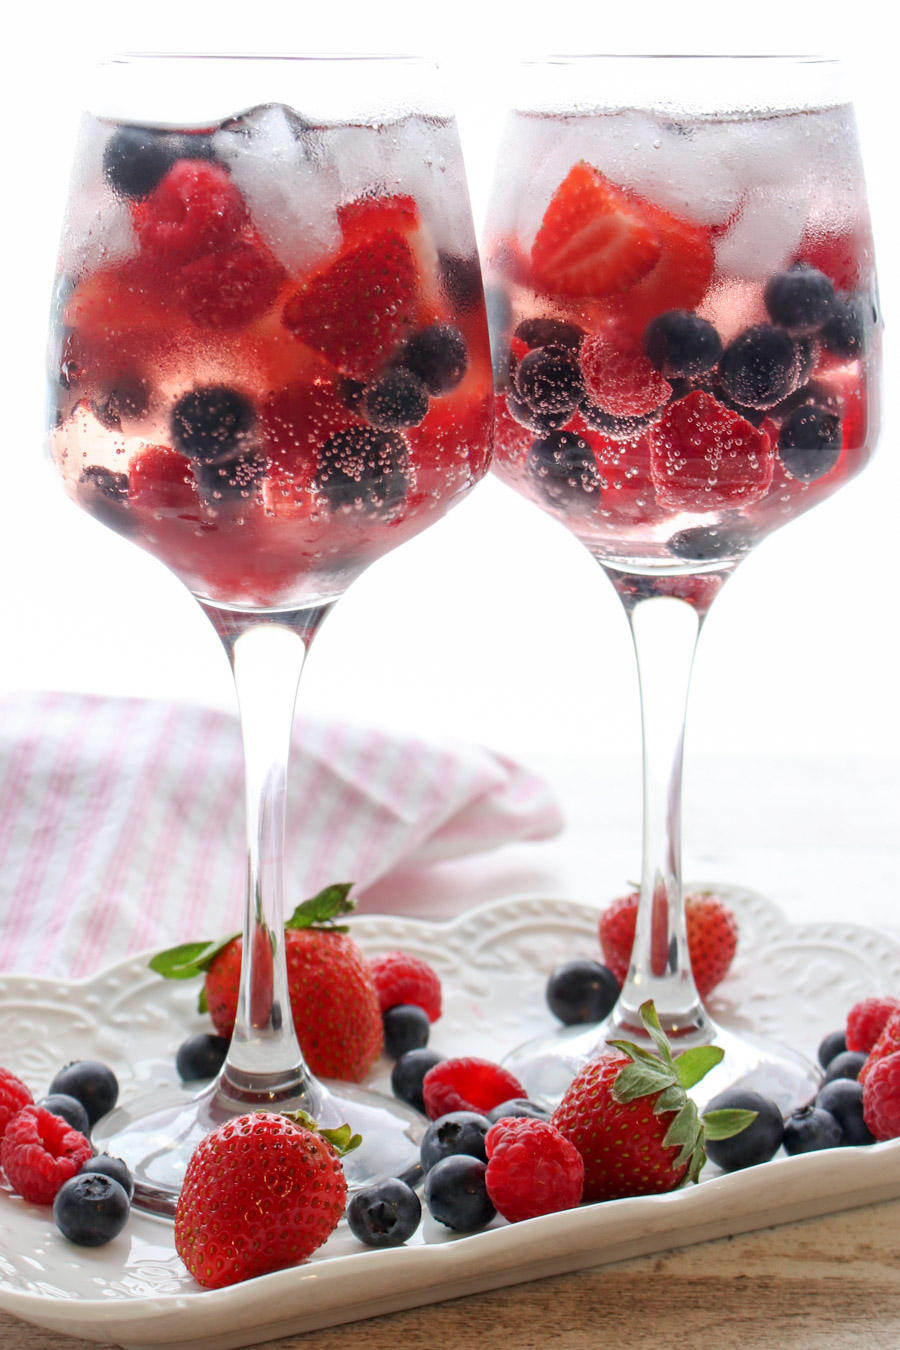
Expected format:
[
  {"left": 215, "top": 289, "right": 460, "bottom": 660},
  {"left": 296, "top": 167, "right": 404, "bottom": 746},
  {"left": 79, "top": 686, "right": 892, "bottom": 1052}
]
[
  {"left": 859, "top": 1009, "right": 900, "bottom": 1085},
  {"left": 598, "top": 889, "right": 738, "bottom": 999},
  {"left": 337, "top": 193, "right": 420, "bottom": 245},
  {"left": 150, "top": 884, "right": 383, "bottom": 1082},
  {"left": 579, "top": 332, "right": 672, "bottom": 418},
  {"left": 282, "top": 230, "right": 419, "bottom": 379},
  {"left": 175, "top": 1111, "right": 355, "bottom": 1288},
  {"left": 552, "top": 1000, "right": 754, "bottom": 1202},
  {"left": 846, "top": 997, "right": 900, "bottom": 1054},
  {"left": 369, "top": 951, "right": 442, "bottom": 1022},
  {"left": 650, "top": 390, "right": 774, "bottom": 510},
  {"left": 175, "top": 239, "right": 286, "bottom": 329},
  {"left": 134, "top": 160, "right": 249, "bottom": 263},
  {"left": 605, "top": 196, "right": 715, "bottom": 330},
  {"left": 128, "top": 445, "right": 197, "bottom": 511},
  {"left": 421, "top": 1057, "right": 526, "bottom": 1121},
  {"left": 531, "top": 163, "right": 662, "bottom": 299}
]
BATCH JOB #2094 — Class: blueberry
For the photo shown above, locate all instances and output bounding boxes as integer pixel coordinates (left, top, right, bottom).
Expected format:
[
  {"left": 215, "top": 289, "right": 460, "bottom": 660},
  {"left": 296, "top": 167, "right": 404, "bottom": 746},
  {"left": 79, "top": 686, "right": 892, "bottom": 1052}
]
[
  {"left": 644, "top": 310, "right": 723, "bottom": 377},
  {"left": 175, "top": 1033, "right": 230, "bottom": 1082},
  {"left": 36, "top": 1094, "right": 91, "bottom": 1136},
  {"left": 578, "top": 400, "right": 658, "bottom": 440},
  {"left": 515, "top": 317, "right": 584, "bottom": 351},
  {"left": 704, "top": 1089, "right": 784, "bottom": 1170},
  {"left": 717, "top": 325, "right": 799, "bottom": 410},
  {"left": 49, "top": 1061, "right": 119, "bottom": 1127},
  {"left": 487, "top": 1098, "right": 550, "bottom": 1123},
  {"left": 346, "top": 1177, "right": 422, "bottom": 1247},
  {"left": 438, "top": 252, "right": 483, "bottom": 313},
  {"left": 316, "top": 427, "right": 411, "bottom": 512},
  {"left": 91, "top": 377, "right": 150, "bottom": 430},
  {"left": 79, "top": 1153, "right": 135, "bottom": 1201},
  {"left": 77, "top": 466, "right": 133, "bottom": 536},
  {"left": 821, "top": 294, "right": 872, "bottom": 359},
  {"left": 526, "top": 429, "right": 601, "bottom": 506},
  {"left": 818, "top": 1029, "right": 848, "bottom": 1070},
  {"left": 362, "top": 369, "right": 429, "bottom": 429},
  {"left": 506, "top": 387, "right": 570, "bottom": 433},
  {"left": 102, "top": 126, "right": 182, "bottom": 200},
  {"left": 193, "top": 452, "right": 266, "bottom": 500},
  {"left": 382, "top": 1005, "right": 430, "bottom": 1060},
  {"left": 514, "top": 346, "right": 583, "bottom": 418},
  {"left": 424, "top": 1154, "right": 495, "bottom": 1232},
  {"left": 764, "top": 265, "right": 836, "bottom": 332},
  {"left": 53, "top": 1173, "right": 130, "bottom": 1246},
  {"left": 171, "top": 386, "right": 256, "bottom": 467},
  {"left": 420, "top": 1111, "right": 491, "bottom": 1172},
  {"left": 782, "top": 1105, "right": 842, "bottom": 1155},
  {"left": 401, "top": 323, "right": 468, "bottom": 395},
  {"left": 545, "top": 958, "right": 620, "bottom": 1026},
  {"left": 823, "top": 1050, "right": 867, "bottom": 1083},
  {"left": 778, "top": 404, "right": 843, "bottom": 482},
  {"left": 391, "top": 1048, "right": 444, "bottom": 1114},
  {"left": 815, "top": 1079, "right": 875, "bottom": 1146},
  {"left": 669, "top": 525, "right": 748, "bottom": 563}
]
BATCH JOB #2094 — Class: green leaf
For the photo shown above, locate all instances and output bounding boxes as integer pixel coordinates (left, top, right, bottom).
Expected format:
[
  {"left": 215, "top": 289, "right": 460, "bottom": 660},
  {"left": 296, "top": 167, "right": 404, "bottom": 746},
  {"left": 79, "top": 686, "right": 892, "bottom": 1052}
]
[
  {"left": 197, "top": 985, "right": 209, "bottom": 1015},
  {"left": 673, "top": 1045, "right": 725, "bottom": 1090},
  {"left": 654, "top": 1084, "right": 688, "bottom": 1114},
  {"left": 702, "top": 1107, "right": 759, "bottom": 1141},
  {"left": 613, "top": 1060, "right": 676, "bottom": 1103},
  {"left": 318, "top": 1124, "right": 363, "bottom": 1157},
  {"left": 638, "top": 1001, "right": 676, "bottom": 1070},
  {"left": 606, "top": 1038, "right": 666, "bottom": 1068},
  {"left": 285, "top": 883, "right": 357, "bottom": 932},
  {"left": 149, "top": 934, "right": 239, "bottom": 980}
]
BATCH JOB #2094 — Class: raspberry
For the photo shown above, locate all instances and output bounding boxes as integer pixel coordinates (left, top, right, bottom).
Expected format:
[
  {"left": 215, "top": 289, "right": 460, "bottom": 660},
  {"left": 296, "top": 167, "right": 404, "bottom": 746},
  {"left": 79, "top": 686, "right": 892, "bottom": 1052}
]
[
  {"left": 862, "top": 1051, "right": 900, "bottom": 1141},
  {"left": 859, "top": 1009, "right": 900, "bottom": 1085},
  {"left": 845, "top": 997, "right": 900, "bottom": 1053},
  {"left": 0, "top": 1068, "right": 33, "bottom": 1136},
  {"left": 484, "top": 1117, "right": 584, "bottom": 1223},
  {"left": 176, "top": 240, "right": 285, "bottom": 329},
  {"left": 422, "top": 1057, "right": 526, "bottom": 1121},
  {"left": 135, "top": 160, "right": 248, "bottom": 263},
  {"left": 1, "top": 1105, "right": 93, "bottom": 1204},
  {"left": 580, "top": 333, "right": 672, "bottom": 417},
  {"left": 369, "top": 951, "right": 442, "bottom": 1022}
]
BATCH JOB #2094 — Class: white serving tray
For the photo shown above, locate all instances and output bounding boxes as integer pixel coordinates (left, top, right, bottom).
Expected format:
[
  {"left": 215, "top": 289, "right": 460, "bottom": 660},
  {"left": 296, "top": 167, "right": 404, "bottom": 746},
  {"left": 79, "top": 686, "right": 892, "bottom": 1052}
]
[{"left": 1, "top": 888, "right": 899, "bottom": 1350}]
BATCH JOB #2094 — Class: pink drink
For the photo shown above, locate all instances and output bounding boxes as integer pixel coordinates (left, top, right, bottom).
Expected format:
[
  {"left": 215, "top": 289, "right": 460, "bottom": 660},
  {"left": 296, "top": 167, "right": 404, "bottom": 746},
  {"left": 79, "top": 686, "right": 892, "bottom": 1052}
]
[
  {"left": 48, "top": 105, "right": 492, "bottom": 610},
  {"left": 483, "top": 100, "right": 880, "bottom": 575}
]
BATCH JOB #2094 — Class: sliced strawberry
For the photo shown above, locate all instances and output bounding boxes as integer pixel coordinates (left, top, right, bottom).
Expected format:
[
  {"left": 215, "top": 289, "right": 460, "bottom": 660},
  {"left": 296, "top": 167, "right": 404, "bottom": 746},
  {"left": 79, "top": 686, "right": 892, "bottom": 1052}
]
[
  {"left": 531, "top": 164, "right": 661, "bottom": 299},
  {"left": 338, "top": 193, "right": 420, "bottom": 245},
  {"left": 580, "top": 332, "right": 672, "bottom": 417},
  {"left": 134, "top": 160, "right": 249, "bottom": 262},
  {"left": 129, "top": 445, "right": 197, "bottom": 511},
  {"left": 282, "top": 230, "right": 419, "bottom": 379},
  {"left": 176, "top": 239, "right": 286, "bottom": 329},
  {"left": 606, "top": 198, "right": 715, "bottom": 331},
  {"left": 650, "top": 390, "right": 774, "bottom": 510}
]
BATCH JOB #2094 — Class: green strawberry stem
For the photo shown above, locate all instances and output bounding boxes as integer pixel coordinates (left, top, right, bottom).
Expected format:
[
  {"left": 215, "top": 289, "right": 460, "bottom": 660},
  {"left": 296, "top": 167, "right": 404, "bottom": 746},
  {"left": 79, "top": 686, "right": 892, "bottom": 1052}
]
[
  {"left": 609, "top": 1000, "right": 757, "bottom": 1184},
  {"left": 282, "top": 1110, "right": 363, "bottom": 1157}
]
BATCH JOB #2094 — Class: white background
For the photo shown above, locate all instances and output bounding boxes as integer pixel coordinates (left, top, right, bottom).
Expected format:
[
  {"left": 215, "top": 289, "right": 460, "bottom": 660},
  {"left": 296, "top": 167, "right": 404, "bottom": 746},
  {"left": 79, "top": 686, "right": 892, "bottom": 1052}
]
[{"left": 2, "top": 0, "right": 897, "bottom": 770}]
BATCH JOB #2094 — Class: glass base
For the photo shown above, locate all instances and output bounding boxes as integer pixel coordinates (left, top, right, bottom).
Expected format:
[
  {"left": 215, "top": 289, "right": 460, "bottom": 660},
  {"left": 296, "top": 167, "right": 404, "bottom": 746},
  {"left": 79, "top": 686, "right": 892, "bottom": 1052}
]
[
  {"left": 92, "top": 1074, "right": 426, "bottom": 1218},
  {"left": 503, "top": 1014, "right": 822, "bottom": 1117}
]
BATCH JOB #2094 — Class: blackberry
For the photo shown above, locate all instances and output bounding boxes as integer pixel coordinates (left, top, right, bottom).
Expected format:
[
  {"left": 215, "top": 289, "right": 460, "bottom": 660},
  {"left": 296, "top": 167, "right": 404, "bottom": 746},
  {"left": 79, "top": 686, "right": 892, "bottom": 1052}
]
[
  {"left": 36, "top": 1093, "right": 90, "bottom": 1136},
  {"left": 420, "top": 1111, "right": 491, "bottom": 1172},
  {"left": 346, "top": 1177, "right": 422, "bottom": 1247},
  {"left": 644, "top": 310, "right": 723, "bottom": 378},
  {"left": 102, "top": 126, "right": 182, "bottom": 201},
  {"left": 778, "top": 404, "right": 843, "bottom": 482},
  {"left": 764, "top": 264, "right": 836, "bottom": 332},
  {"left": 171, "top": 386, "right": 256, "bottom": 466},
  {"left": 424, "top": 1154, "right": 495, "bottom": 1232},
  {"left": 515, "top": 317, "right": 584, "bottom": 351},
  {"left": 514, "top": 346, "right": 583, "bottom": 419},
  {"left": 316, "top": 427, "right": 411, "bottom": 512},
  {"left": 704, "top": 1089, "right": 784, "bottom": 1170},
  {"left": 391, "top": 1048, "right": 444, "bottom": 1114},
  {"left": 401, "top": 323, "right": 468, "bottom": 395},
  {"left": 362, "top": 369, "right": 430, "bottom": 429},
  {"left": 53, "top": 1173, "right": 130, "bottom": 1246},
  {"left": 48, "top": 1061, "right": 119, "bottom": 1127},
  {"left": 782, "top": 1105, "right": 842, "bottom": 1155},
  {"left": 815, "top": 1079, "right": 875, "bottom": 1146},
  {"left": 817, "top": 1029, "right": 848, "bottom": 1070},
  {"left": 91, "top": 377, "right": 150, "bottom": 430},
  {"left": 526, "top": 429, "right": 601, "bottom": 505},
  {"left": 545, "top": 959, "right": 620, "bottom": 1026},
  {"left": 823, "top": 1050, "right": 867, "bottom": 1083},
  {"left": 717, "top": 324, "right": 799, "bottom": 410},
  {"left": 175, "top": 1033, "right": 231, "bottom": 1082},
  {"left": 821, "top": 294, "right": 872, "bottom": 359},
  {"left": 382, "top": 1004, "right": 430, "bottom": 1060},
  {"left": 79, "top": 1153, "right": 135, "bottom": 1201}
]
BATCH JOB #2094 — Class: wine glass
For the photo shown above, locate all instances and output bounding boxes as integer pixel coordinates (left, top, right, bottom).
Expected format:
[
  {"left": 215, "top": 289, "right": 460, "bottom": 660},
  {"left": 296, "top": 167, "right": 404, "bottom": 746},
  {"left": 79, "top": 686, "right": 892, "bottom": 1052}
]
[
  {"left": 482, "top": 55, "right": 881, "bottom": 1110},
  {"left": 46, "top": 53, "right": 492, "bottom": 1215}
]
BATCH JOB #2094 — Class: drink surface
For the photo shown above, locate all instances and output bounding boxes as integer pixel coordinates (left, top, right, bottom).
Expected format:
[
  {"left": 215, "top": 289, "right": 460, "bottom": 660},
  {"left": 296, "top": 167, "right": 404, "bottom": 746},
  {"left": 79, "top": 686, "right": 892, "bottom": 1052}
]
[
  {"left": 49, "top": 105, "right": 492, "bottom": 610},
  {"left": 483, "top": 102, "right": 881, "bottom": 575}
]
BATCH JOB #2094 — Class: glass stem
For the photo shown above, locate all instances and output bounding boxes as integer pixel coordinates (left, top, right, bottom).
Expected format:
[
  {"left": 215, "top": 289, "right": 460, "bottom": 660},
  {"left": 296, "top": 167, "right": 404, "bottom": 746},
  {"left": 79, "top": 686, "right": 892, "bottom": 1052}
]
[
  {"left": 606, "top": 580, "right": 713, "bottom": 1042},
  {"left": 198, "top": 602, "right": 333, "bottom": 1107}
]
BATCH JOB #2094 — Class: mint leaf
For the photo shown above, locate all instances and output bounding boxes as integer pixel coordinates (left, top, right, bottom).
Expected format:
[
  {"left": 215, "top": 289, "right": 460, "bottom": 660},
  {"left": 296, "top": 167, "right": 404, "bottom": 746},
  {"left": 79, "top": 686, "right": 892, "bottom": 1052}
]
[
  {"left": 673, "top": 1045, "right": 725, "bottom": 1090},
  {"left": 702, "top": 1107, "right": 759, "bottom": 1141},
  {"left": 149, "top": 934, "right": 238, "bottom": 980}
]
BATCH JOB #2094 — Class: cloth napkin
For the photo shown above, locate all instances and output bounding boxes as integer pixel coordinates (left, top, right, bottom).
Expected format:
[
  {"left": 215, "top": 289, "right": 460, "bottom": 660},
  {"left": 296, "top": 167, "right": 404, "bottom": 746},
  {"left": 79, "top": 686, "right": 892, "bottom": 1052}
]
[{"left": 0, "top": 691, "right": 562, "bottom": 979}]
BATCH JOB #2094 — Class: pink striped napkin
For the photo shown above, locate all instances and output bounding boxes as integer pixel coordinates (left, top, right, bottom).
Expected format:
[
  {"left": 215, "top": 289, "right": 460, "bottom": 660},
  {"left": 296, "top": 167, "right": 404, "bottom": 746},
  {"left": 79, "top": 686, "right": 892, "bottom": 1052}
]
[{"left": 0, "top": 692, "right": 561, "bottom": 979}]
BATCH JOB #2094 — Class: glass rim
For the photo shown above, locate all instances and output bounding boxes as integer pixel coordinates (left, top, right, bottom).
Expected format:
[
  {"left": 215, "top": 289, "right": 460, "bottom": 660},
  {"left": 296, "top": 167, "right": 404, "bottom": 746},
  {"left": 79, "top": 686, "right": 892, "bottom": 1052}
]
[
  {"left": 105, "top": 51, "right": 431, "bottom": 64},
  {"left": 526, "top": 52, "right": 841, "bottom": 65}
]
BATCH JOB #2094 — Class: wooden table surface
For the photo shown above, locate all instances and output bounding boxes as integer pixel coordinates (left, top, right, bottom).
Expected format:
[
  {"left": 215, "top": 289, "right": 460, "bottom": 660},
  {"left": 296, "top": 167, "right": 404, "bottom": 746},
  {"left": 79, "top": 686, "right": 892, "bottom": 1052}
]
[{"left": 3, "top": 1195, "right": 900, "bottom": 1349}]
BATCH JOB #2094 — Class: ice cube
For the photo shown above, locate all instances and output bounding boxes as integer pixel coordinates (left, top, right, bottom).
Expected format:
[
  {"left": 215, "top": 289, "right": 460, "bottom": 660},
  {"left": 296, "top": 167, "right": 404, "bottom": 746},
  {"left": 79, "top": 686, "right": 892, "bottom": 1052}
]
[
  {"left": 60, "top": 115, "right": 137, "bottom": 277},
  {"left": 213, "top": 104, "right": 340, "bottom": 277},
  {"left": 714, "top": 189, "right": 806, "bottom": 281},
  {"left": 381, "top": 115, "right": 477, "bottom": 257}
]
